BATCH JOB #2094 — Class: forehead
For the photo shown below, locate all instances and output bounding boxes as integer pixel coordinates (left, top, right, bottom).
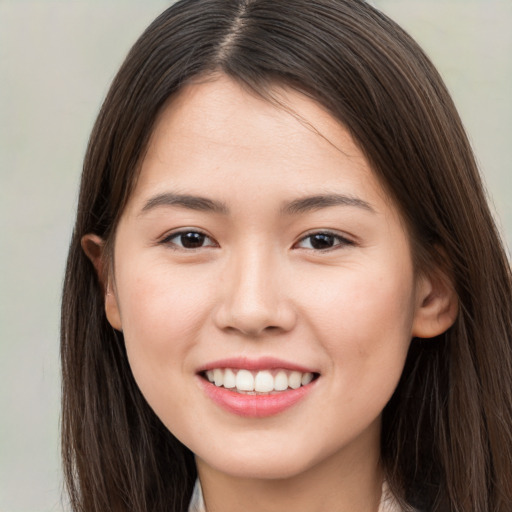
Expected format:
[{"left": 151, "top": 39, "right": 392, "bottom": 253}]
[{"left": 127, "top": 74, "right": 394, "bottom": 218}]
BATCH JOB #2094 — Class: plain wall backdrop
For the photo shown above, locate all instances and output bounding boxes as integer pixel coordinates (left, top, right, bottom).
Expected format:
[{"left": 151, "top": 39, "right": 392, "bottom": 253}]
[{"left": 0, "top": 1, "right": 510, "bottom": 510}]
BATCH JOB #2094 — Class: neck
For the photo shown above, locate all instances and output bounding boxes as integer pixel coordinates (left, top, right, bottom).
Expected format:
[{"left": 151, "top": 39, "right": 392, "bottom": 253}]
[{"left": 196, "top": 424, "right": 384, "bottom": 512}]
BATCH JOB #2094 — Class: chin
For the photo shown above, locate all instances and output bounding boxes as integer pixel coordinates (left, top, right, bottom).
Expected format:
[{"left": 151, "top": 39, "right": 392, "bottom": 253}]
[
  {"left": 209, "top": 455, "right": 313, "bottom": 480},
  {"left": 195, "top": 439, "right": 328, "bottom": 481}
]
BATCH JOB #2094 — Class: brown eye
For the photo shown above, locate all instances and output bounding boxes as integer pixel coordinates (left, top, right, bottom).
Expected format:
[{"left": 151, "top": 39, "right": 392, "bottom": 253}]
[
  {"left": 309, "top": 234, "right": 336, "bottom": 249},
  {"left": 296, "top": 232, "right": 353, "bottom": 251},
  {"left": 163, "top": 231, "right": 216, "bottom": 249}
]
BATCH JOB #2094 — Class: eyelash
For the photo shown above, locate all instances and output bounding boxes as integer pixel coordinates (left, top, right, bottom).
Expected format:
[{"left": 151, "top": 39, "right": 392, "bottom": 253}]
[
  {"left": 160, "top": 230, "right": 218, "bottom": 250},
  {"left": 159, "top": 230, "right": 355, "bottom": 252},
  {"left": 294, "top": 231, "right": 355, "bottom": 251}
]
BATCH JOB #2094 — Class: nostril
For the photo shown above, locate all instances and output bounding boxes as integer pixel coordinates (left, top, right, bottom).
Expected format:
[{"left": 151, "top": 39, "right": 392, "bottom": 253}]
[{"left": 222, "top": 323, "right": 284, "bottom": 338}]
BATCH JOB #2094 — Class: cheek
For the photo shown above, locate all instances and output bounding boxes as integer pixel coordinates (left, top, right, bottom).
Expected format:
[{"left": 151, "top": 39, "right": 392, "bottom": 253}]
[
  {"left": 303, "top": 266, "right": 415, "bottom": 334},
  {"left": 114, "top": 261, "right": 215, "bottom": 381},
  {"left": 113, "top": 261, "right": 220, "bottom": 432},
  {"left": 298, "top": 259, "right": 416, "bottom": 389}
]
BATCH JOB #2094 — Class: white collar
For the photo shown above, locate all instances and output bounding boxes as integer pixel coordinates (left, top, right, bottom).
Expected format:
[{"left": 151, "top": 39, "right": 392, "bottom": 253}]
[{"left": 188, "top": 479, "right": 205, "bottom": 512}]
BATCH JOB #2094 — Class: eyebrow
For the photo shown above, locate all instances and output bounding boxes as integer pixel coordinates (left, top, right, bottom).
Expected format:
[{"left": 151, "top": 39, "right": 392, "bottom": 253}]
[
  {"left": 140, "top": 193, "right": 229, "bottom": 215},
  {"left": 281, "top": 194, "right": 375, "bottom": 215},
  {"left": 139, "top": 192, "right": 375, "bottom": 216}
]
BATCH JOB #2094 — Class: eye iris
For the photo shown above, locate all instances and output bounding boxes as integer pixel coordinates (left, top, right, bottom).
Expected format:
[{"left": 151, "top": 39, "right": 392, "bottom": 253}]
[
  {"left": 180, "top": 232, "right": 205, "bottom": 248},
  {"left": 310, "top": 234, "right": 335, "bottom": 249}
]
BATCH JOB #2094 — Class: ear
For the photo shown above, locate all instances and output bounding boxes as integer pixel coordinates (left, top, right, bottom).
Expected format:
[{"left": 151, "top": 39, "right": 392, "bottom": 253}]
[
  {"left": 412, "top": 267, "right": 458, "bottom": 339},
  {"left": 81, "top": 234, "right": 123, "bottom": 332}
]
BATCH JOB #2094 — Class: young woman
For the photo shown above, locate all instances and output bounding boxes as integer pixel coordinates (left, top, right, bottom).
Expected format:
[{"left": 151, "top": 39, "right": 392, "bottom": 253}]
[{"left": 61, "top": 1, "right": 512, "bottom": 511}]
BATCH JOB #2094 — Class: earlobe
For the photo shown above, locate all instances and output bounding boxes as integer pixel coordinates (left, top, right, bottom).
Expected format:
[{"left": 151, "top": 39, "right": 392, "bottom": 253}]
[
  {"left": 412, "top": 271, "right": 458, "bottom": 339},
  {"left": 104, "top": 284, "right": 123, "bottom": 332},
  {"left": 81, "top": 234, "right": 123, "bottom": 332}
]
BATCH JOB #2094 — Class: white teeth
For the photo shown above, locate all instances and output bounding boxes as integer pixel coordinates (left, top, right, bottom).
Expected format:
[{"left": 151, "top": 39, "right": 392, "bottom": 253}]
[
  {"left": 301, "top": 372, "right": 314, "bottom": 385},
  {"left": 254, "top": 370, "right": 274, "bottom": 392},
  {"left": 274, "top": 370, "right": 288, "bottom": 391},
  {"left": 205, "top": 368, "right": 316, "bottom": 393},
  {"left": 288, "top": 371, "right": 302, "bottom": 389},
  {"left": 223, "top": 368, "right": 236, "bottom": 389},
  {"left": 213, "top": 368, "right": 224, "bottom": 387},
  {"left": 236, "top": 369, "right": 255, "bottom": 391}
]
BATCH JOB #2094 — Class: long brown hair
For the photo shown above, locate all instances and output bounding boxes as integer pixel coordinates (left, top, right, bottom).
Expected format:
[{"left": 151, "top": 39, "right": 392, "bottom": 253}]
[{"left": 61, "top": 1, "right": 512, "bottom": 510}]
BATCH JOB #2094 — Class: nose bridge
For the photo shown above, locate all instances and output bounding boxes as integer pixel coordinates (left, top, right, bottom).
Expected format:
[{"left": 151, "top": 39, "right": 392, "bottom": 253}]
[
  {"left": 235, "top": 243, "right": 275, "bottom": 305},
  {"left": 216, "top": 240, "right": 295, "bottom": 335}
]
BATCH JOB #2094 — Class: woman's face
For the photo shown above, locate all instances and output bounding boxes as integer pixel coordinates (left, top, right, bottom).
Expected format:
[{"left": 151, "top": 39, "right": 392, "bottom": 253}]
[{"left": 104, "top": 75, "right": 432, "bottom": 480}]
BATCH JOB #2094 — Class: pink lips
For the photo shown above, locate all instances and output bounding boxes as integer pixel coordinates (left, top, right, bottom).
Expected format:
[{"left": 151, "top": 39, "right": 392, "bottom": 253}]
[
  {"left": 197, "top": 356, "right": 316, "bottom": 374},
  {"left": 196, "top": 357, "right": 318, "bottom": 418}
]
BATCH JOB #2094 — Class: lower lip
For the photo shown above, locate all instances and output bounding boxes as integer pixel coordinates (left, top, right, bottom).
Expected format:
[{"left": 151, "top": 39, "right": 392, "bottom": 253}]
[{"left": 198, "top": 377, "right": 317, "bottom": 418}]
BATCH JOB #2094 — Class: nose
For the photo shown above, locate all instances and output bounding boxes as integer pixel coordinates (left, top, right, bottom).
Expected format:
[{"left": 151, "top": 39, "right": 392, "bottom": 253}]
[{"left": 214, "top": 246, "right": 297, "bottom": 337}]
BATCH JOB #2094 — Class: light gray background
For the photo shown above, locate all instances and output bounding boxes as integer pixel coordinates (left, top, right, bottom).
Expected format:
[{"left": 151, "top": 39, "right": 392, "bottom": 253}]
[{"left": 0, "top": 1, "right": 510, "bottom": 510}]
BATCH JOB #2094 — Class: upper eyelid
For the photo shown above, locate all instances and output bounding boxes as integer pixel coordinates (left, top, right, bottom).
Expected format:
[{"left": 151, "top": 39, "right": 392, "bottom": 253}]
[
  {"left": 159, "top": 228, "right": 217, "bottom": 245},
  {"left": 160, "top": 227, "right": 210, "bottom": 239},
  {"left": 296, "top": 229, "right": 354, "bottom": 243}
]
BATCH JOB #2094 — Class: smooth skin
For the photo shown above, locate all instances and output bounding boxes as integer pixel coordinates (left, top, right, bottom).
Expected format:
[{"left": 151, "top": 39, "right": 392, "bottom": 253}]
[{"left": 83, "top": 75, "right": 457, "bottom": 512}]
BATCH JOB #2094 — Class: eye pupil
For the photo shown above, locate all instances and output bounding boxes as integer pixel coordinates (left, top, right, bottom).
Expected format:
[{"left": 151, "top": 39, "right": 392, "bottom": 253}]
[
  {"left": 310, "top": 234, "right": 335, "bottom": 249},
  {"left": 181, "top": 232, "right": 205, "bottom": 248}
]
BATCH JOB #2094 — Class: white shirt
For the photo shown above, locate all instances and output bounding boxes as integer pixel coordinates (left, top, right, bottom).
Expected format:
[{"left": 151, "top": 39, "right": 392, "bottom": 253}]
[{"left": 188, "top": 479, "right": 404, "bottom": 512}]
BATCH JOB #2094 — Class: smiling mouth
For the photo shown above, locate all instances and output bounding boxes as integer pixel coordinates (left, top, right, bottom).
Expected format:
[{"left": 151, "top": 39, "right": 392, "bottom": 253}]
[{"left": 200, "top": 368, "right": 320, "bottom": 394}]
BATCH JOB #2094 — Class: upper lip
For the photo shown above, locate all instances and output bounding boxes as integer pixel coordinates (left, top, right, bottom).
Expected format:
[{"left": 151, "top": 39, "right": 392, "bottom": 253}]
[{"left": 197, "top": 356, "right": 318, "bottom": 374}]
